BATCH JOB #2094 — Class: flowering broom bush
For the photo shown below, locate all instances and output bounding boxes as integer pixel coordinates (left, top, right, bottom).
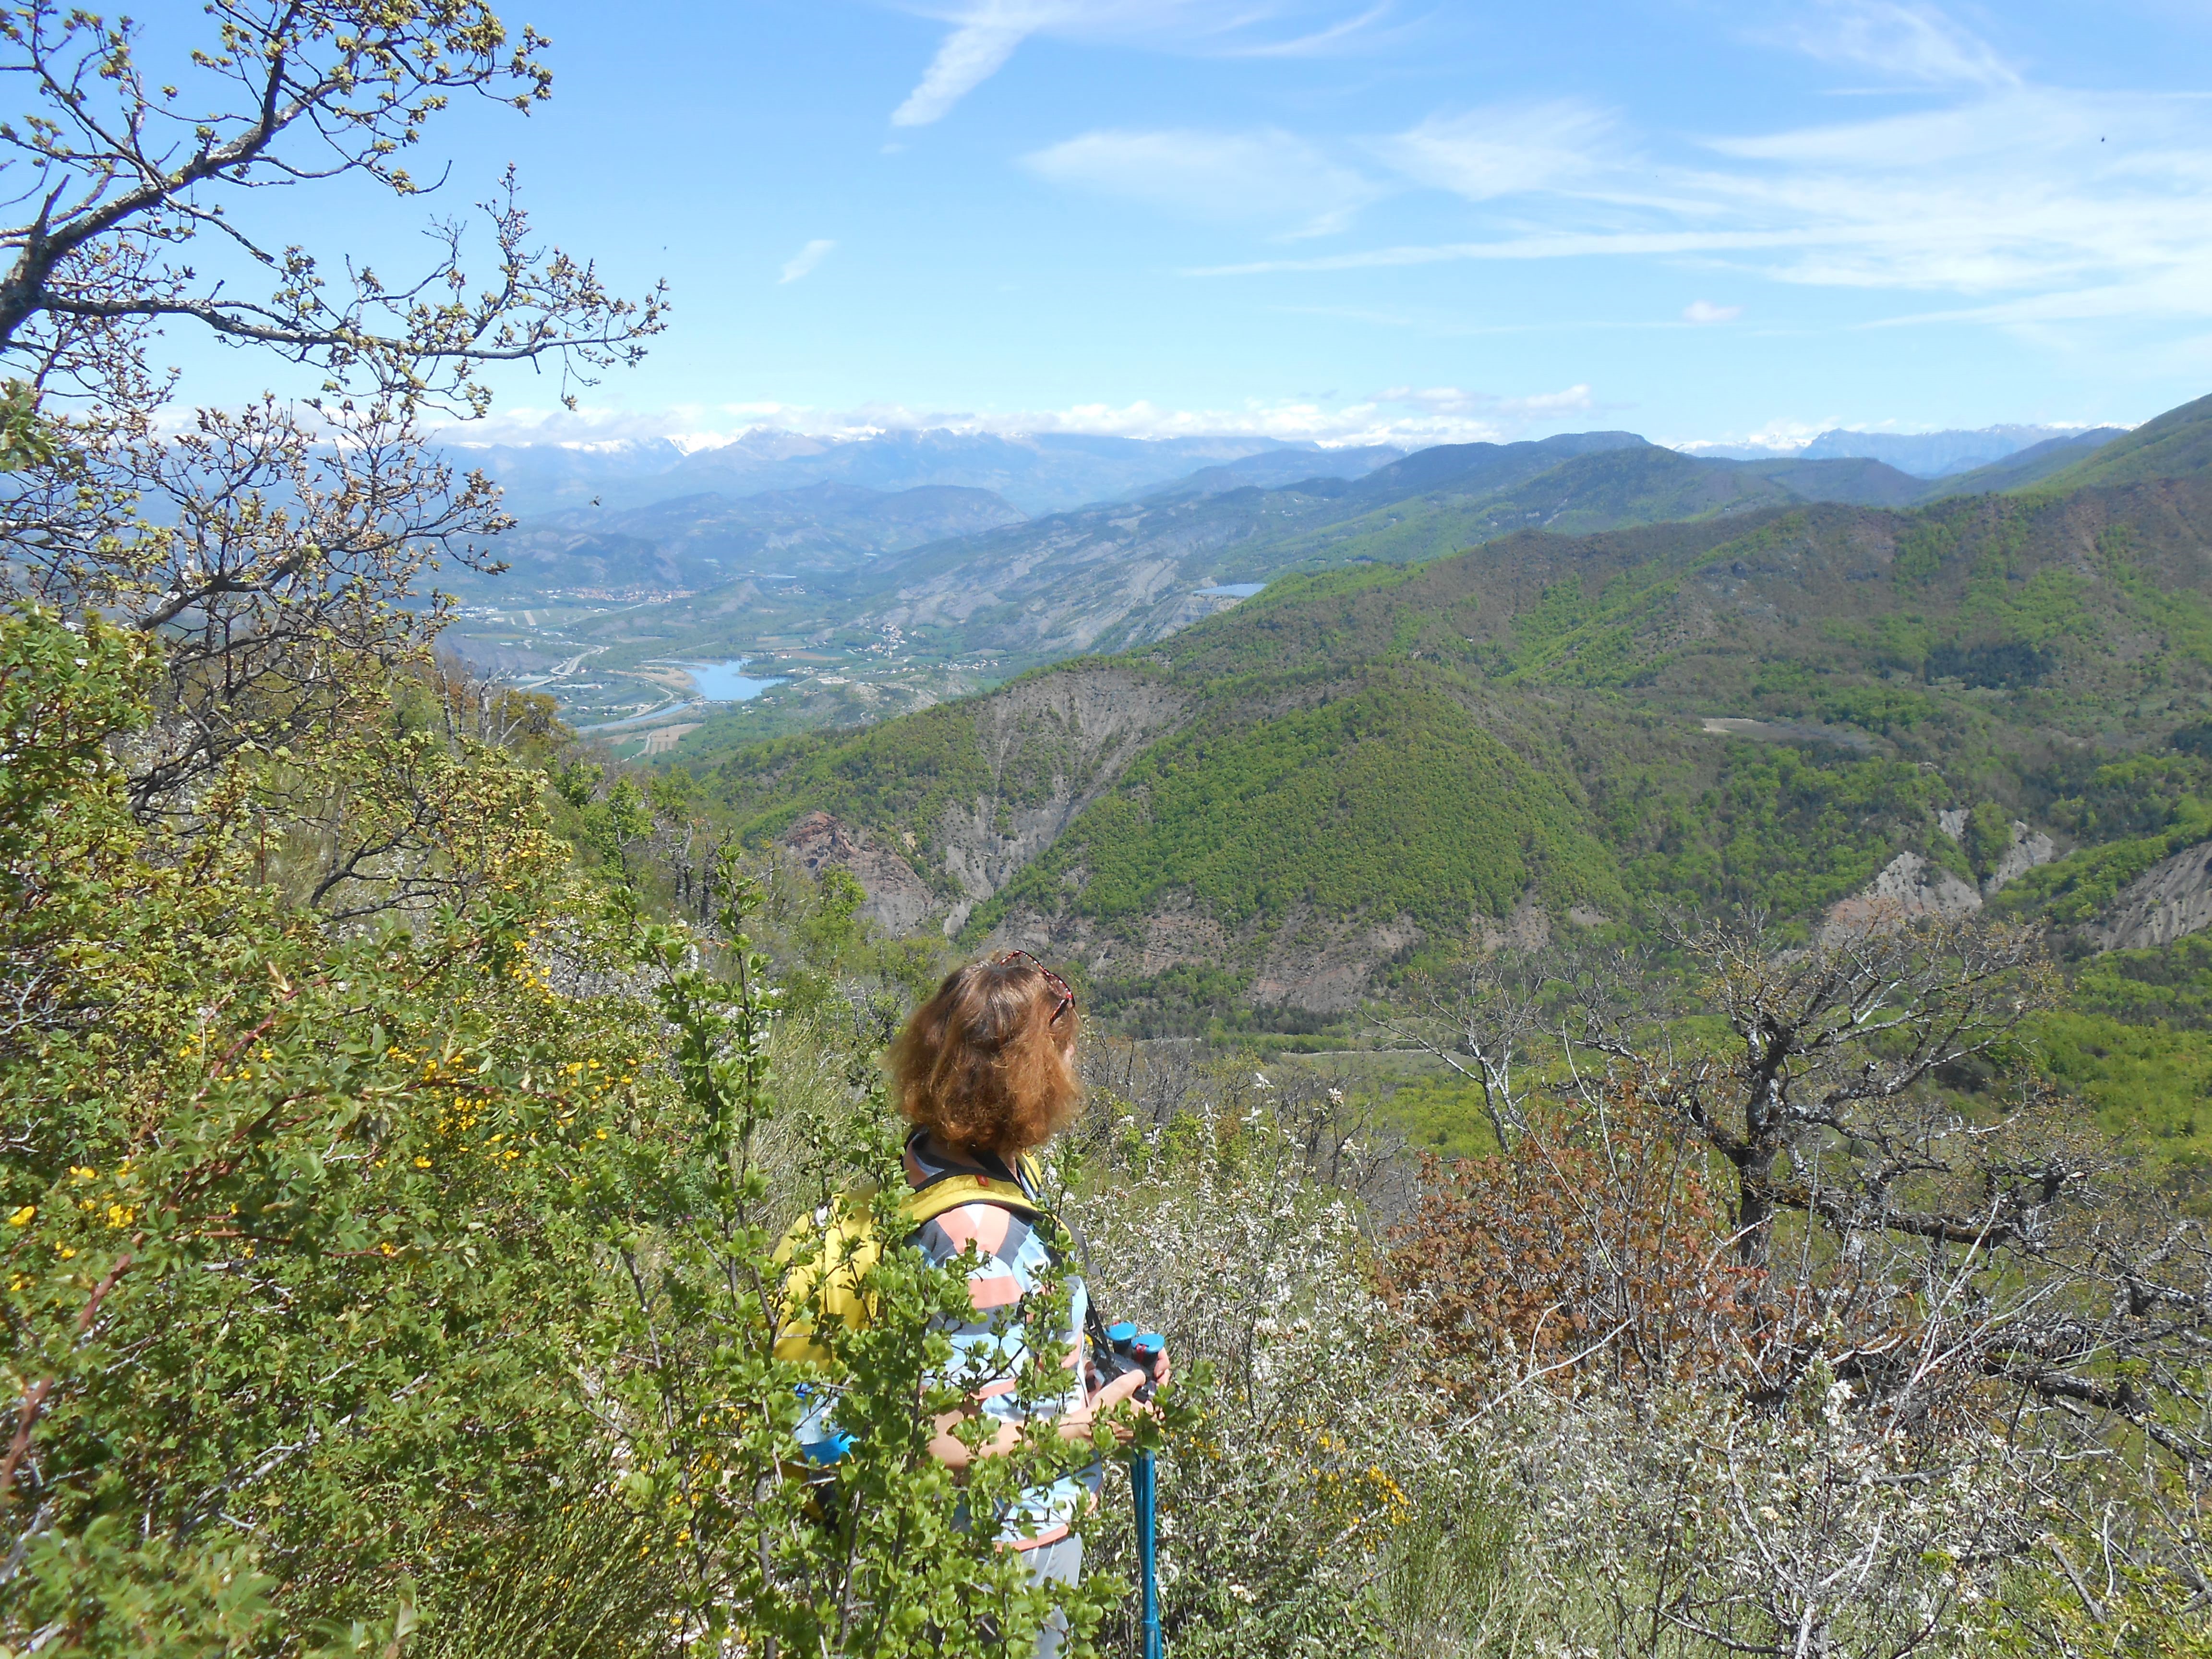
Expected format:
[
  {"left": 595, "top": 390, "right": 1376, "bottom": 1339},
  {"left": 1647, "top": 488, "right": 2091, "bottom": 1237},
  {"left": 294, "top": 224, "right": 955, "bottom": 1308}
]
[{"left": 0, "top": 604, "right": 1165, "bottom": 1658}]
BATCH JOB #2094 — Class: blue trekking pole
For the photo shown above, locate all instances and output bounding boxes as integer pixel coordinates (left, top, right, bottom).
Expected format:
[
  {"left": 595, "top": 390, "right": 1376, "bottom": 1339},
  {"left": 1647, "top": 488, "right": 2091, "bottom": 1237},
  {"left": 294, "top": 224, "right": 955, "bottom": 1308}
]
[
  {"left": 1104, "top": 1322, "right": 1167, "bottom": 1659},
  {"left": 1132, "top": 1443, "right": 1162, "bottom": 1659}
]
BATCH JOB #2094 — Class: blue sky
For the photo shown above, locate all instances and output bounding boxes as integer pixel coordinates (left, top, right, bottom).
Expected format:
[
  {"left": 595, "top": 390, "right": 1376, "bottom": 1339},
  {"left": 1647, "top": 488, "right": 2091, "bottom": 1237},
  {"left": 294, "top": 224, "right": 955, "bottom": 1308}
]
[{"left": 162, "top": 0, "right": 2212, "bottom": 450}]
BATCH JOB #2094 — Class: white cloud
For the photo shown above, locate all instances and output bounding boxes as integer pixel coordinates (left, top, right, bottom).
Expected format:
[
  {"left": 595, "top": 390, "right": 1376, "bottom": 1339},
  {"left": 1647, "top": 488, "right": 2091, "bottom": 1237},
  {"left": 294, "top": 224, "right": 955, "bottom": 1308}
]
[
  {"left": 1363, "top": 102, "right": 1621, "bottom": 202},
  {"left": 1779, "top": 0, "right": 2017, "bottom": 88},
  {"left": 1668, "top": 418, "right": 1832, "bottom": 457},
  {"left": 1022, "top": 128, "right": 1384, "bottom": 236},
  {"left": 1187, "top": 83, "right": 2212, "bottom": 331},
  {"left": 885, "top": 1, "right": 1391, "bottom": 127},
  {"left": 1683, "top": 300, "right": 1743, "bottom": 324},
  {"left": 892, "top": 1, "right": 1066, "bottom": 127},
  {"left": 778, "top": 239, "right": 838, "bottom": 283},
  {"left": 432, "top": 383, "right": 1605, "bottom": 451}
]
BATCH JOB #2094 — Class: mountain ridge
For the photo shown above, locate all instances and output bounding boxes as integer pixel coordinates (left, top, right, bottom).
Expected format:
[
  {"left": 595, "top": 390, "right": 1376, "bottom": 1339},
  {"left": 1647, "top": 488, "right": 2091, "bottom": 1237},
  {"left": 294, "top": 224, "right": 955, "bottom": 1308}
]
[{"left": 691, "top": 400, "right": 2212, "bottom": 1021}]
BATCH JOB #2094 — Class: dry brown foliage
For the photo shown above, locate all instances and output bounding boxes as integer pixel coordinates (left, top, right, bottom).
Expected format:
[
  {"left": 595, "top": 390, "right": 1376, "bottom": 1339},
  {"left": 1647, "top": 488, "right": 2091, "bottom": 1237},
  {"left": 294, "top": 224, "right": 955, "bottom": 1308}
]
[{"left": 1386, "top": 1083, "right": 1767, "bottom": 1398}]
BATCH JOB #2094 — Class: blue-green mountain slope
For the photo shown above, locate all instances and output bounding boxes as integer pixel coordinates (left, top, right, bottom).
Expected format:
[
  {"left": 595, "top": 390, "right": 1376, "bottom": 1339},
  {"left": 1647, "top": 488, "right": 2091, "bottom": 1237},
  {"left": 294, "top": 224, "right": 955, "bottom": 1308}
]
[
  {"left": 2030, "top": 392, "right": 2212, "bottom": 494},
  {"left": 587, "top": 438, "right": 1936, "bottom": 731},
  {"left": 700, "top": 409, "right": 2212, "bottom": 1023}
]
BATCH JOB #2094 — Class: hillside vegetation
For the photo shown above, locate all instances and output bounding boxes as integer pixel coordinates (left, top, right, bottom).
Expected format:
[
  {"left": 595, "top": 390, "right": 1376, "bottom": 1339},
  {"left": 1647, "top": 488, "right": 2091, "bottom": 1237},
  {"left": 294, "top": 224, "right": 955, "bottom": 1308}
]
[
  {"left": 704, "top": 414, "right": 2212, "bottom": 963},
  {"left": 698, "top": 399, "right": 2212, "bottom": 1176},
  {"left": 2032, "top": 389, "right": 2212, "bottom": 493}
]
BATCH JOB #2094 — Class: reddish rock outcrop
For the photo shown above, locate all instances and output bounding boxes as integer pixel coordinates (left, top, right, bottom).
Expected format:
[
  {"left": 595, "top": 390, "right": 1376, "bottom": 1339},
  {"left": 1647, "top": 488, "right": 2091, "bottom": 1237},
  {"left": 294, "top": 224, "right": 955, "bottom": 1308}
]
[{"left": 779, "top": 811, "right": 938, "bottom": 935}]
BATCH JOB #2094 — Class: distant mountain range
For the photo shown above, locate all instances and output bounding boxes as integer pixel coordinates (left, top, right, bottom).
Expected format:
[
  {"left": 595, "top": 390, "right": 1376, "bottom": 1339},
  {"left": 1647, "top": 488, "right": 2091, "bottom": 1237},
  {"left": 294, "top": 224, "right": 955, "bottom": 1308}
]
[
  {"left": 523, "top": 427, "right": 2122, "bottom": 681},
  {"left": 438, "top": 429, "right": 1397, "bottom": 518},
  {"left": 689, "top": 390, "right": 2212, "bottom": 1024},
  {"left": 440, "top": 418, "right": 2136, "bottom": 531},
  {"left": 1691, "top": 423, "right": 2124, "bottom": 478},
  {"left": 438, "top": 418, "right": 2135, "bottom": 605}
]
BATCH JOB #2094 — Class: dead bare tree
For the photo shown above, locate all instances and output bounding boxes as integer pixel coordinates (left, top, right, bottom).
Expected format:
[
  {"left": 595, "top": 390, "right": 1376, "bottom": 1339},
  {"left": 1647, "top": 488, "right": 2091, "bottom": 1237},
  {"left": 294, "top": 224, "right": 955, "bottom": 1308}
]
[
  {"left": 1369, "top": 948, "right": 1551, "bottom": 1152},
  {"left": 1608, "top": 913, "right": 2056, "bottom": 1265},
  {"left": 1387, "top": 912, "right": 2211, "bottom": 1643}
]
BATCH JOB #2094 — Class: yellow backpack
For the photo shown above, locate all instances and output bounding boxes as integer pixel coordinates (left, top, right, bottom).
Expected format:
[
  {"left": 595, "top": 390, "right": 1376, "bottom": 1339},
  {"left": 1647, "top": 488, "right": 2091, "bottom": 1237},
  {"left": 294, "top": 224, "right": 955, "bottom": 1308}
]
[{"left": 771, "top": 1154, "right": 1049, "bottom": 1369}]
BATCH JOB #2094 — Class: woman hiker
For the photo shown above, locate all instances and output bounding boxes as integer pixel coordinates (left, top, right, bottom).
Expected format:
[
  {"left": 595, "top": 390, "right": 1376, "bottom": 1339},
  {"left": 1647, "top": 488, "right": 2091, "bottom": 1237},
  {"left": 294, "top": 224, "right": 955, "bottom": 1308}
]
[{"left": 890, "top": 950, "right": 1170, "bottom": 1659}]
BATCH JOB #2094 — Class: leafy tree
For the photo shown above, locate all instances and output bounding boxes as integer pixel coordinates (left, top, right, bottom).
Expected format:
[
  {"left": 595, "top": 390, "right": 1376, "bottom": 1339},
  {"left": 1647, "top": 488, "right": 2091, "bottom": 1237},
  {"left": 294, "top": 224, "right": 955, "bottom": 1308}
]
[
  {"left": 0, "top": 602, "right": 670, "bottom": 1650},
  {"left": 0, "top": 0, "right": 665, "bottom": 815},
  {"left": 0, "top": 549, "right": 1171, "bottom": 1659}
]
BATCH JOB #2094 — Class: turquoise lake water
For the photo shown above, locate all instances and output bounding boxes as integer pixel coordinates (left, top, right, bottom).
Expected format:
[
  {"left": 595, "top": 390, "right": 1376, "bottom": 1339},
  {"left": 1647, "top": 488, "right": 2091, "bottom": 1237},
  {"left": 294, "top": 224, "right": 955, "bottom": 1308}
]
[{"left": 680, "top": 660, "right": 786, "bottom": 701}]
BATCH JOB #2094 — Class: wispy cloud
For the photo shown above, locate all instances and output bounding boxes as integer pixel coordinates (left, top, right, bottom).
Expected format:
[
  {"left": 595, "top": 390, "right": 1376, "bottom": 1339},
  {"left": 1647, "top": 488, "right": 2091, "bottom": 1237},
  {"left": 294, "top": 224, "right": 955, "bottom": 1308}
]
[
  {"left": 1226, "top": 1, "right": 1397, "bottom": 58},
  {"left": 1683, "top": 300, "right": 1743, "bottom": 324},
  {"left": 886, "top": 1, "right": 1393, "bottom": 127},
  {"left": 1778, "top": 0, "right": 2018, "bottom": 88},
  {"left": 1362, "top": 102, "right": 1623, "bottom": 202},
  {"left": 1022, "top": 128, "right": 1385, "bottom": 237},
  {"left": 778, "top": 239, "right": 838, "bottom": 283},
  {"left": 1185, "top": 71, "right": 2212, "bottom": 331},
  {"left": 434, "top": 382, "right": 1606, "bottom": 450},
  {"left": 892, "top": 1, "right": 1067, "bottom": 127}
]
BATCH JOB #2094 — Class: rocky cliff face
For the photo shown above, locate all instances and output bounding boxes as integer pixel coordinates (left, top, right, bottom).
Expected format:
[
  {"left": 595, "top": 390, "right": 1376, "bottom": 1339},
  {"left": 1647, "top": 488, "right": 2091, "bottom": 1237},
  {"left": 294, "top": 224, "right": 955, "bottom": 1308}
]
[
  {"left": 931, "top": 668, "right": 1188, "bottom": 932},
  {"left": 1987, "top": 823, "right": 2058, "bottom": 893},
  {"left": 1822, "top": 820, "right": 2056, "bottom": 938},
  {"left": 2091, "top": 841, "right": 2212, "bottom": 950},
  {"left": 780, "top": 666, "right": 1190, "bottom": 939},
  {"left": 780, "top": 811, "right": 937, "bottom": 935},
  {"left": 1824, "top": 850, "right": 1984, "bottom": 937}
]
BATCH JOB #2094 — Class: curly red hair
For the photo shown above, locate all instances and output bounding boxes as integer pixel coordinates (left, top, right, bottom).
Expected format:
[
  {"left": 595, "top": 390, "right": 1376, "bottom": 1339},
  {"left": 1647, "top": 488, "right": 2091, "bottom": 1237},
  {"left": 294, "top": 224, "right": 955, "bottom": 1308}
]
[{"left": 890, "top": 957, "right": 1082, "bottom": 1156}]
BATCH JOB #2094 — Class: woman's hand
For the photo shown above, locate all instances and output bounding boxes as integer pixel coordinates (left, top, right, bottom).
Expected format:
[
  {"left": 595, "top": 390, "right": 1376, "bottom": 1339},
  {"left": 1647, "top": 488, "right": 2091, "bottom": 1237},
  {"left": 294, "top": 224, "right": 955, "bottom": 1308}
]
[
  {"left": 1066, "top": 1345, "right": 1172, "bottom": 1445},
  {"left": 930, "top": 1345, "right": 1175, "bottom": 1469}
]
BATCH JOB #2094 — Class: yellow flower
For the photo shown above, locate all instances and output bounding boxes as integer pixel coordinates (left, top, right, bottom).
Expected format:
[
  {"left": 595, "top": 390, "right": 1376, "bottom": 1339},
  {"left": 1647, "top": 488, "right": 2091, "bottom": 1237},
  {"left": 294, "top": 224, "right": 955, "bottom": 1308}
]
[
  {"left": 6, "top": 1205, "right": 34, "bottom": 1226},
  {"left": 105, "top": 1204, "right": 133, "bottom": 1229},
  {"left": 414, "top": 1157, "right": 433, "bottom": 1168},
  {"left": 68, "top": 1166, "right": 96, "bottom": 1182}
]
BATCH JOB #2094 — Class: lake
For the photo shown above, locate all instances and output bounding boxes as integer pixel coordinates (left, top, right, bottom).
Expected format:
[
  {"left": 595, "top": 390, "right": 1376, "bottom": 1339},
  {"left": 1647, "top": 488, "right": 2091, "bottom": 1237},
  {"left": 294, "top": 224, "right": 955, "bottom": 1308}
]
[{"left": 680, "top": 660, "right": 786, "bottom": 701}]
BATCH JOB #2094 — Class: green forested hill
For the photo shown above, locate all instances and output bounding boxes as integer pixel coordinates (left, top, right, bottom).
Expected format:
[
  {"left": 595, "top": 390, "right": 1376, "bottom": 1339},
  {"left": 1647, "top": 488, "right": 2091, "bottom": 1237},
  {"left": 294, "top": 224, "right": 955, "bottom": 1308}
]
[
  {"left": 2031, "top": 390, "right": 2212, "bottom": 493},
  {"left": 986, "top": 669, "right": 1628, "bottom": 936},
  {"left": 695, "top": 429, "right": 2212, "bottom": 1177},
  {"left": 704, "top": 427, "right": 2212, "bottom": 1007}
]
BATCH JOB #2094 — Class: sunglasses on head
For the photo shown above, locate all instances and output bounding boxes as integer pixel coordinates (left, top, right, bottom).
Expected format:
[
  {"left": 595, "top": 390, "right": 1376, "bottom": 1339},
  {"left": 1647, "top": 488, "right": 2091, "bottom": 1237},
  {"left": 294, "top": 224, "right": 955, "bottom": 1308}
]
[{"left": 997, "top": 949, "right": 1076, "bottom": 1026}]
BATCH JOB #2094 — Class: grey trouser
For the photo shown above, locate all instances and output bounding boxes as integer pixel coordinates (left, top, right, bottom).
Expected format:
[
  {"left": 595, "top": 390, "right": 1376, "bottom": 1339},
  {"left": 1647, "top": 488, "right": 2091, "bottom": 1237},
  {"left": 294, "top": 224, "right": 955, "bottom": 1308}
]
[{"left": 1026, "top": 1534, "right": 1083, "bottom": 1659}]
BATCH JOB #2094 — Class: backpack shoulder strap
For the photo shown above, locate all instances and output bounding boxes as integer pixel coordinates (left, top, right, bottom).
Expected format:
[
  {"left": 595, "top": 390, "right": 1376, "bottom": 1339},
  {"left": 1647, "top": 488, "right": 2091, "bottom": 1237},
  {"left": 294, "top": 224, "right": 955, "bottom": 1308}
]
[{"left": 903, "top": 1172, "right": 1041, "bottom": 1229}]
